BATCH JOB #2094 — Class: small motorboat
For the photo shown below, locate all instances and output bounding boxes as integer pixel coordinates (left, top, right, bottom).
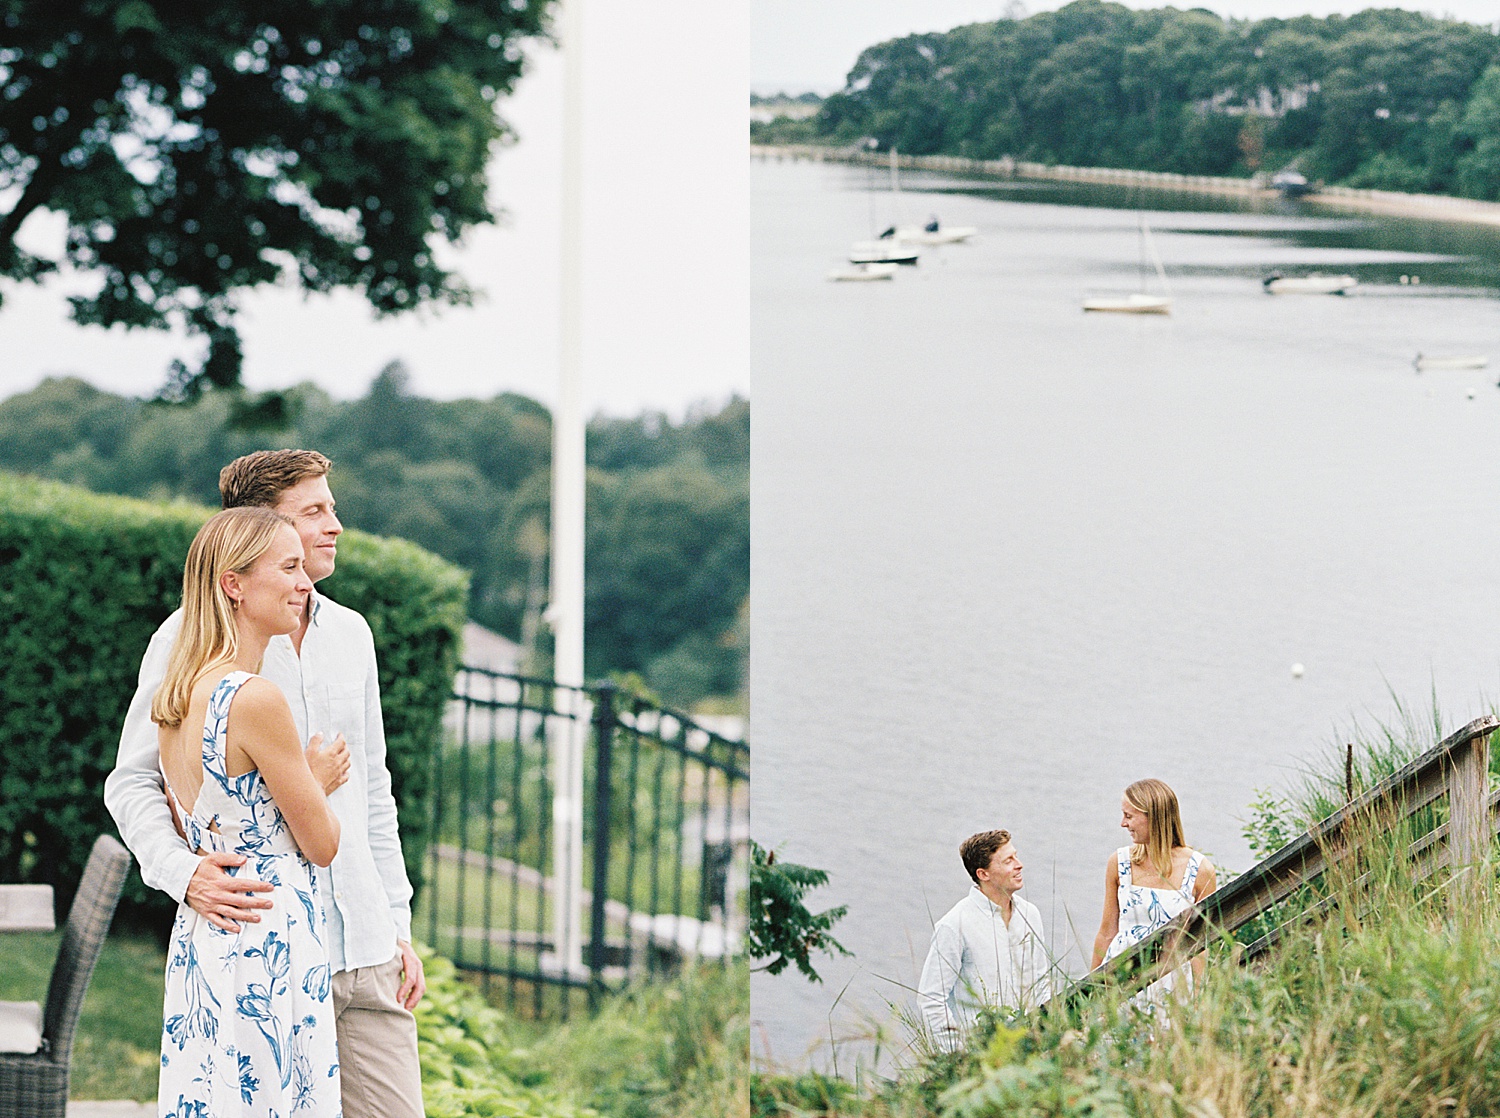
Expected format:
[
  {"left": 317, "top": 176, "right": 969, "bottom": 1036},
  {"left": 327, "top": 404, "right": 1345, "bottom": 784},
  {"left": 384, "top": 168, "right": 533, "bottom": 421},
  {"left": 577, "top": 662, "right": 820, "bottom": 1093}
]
[
  {"left": 1271, "top": 168, "right": 1316, "bottom": 197},
  {"left": 1082, "top": 292, "right": 1172, "bottom": 315},
  {"left": 1413, "top": 353, "right": 1489, "bottom": 371},
  {"left": 892, "top": 218, "right": 979, "bottom": 245},
  {"left": 1263, "top": 272, "right": 1357, "bottom": 295},
  {"left": 849, "top": 240, "right": 919, "bottom": 265},
  {"left": 827, "top": 261, "right": 898, "bottom": 282}
]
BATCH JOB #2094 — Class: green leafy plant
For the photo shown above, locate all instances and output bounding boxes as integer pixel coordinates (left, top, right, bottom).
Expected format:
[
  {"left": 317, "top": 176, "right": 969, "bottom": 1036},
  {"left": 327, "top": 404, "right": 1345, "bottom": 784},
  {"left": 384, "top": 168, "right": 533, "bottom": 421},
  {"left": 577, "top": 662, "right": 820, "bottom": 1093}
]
[
  {"left": 414, "top": 947, "right": 596, "bottom": 1118},
  {"left": 748, "top": 840, "right": 851, "bottom": 983}
]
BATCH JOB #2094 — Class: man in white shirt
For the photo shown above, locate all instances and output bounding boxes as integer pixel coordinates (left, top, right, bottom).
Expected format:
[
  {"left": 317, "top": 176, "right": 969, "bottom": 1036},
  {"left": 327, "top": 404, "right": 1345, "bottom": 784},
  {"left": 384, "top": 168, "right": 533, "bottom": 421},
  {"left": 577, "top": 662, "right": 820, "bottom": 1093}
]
[
  {"left": 105, "top": 449, "right": 427, "bottom": 1118},
  {"left": 918, "top": 829, "right": 1050, "bottom": 1049}
]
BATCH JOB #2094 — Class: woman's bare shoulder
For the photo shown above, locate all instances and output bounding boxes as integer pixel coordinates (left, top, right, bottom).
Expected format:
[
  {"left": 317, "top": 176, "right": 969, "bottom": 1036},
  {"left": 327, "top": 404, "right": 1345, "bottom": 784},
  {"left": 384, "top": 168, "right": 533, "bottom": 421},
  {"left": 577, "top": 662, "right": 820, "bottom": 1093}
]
[{"left": 228, "top": 675, "right": 293, "bottom": 719}]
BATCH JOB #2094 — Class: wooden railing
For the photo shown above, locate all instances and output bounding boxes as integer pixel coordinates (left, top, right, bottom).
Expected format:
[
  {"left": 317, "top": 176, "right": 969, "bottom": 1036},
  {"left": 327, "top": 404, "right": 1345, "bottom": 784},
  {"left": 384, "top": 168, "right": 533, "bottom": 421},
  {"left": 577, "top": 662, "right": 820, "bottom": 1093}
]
[{"left": 1058, "top": 715, "right": 1499, "bottom": 1012}]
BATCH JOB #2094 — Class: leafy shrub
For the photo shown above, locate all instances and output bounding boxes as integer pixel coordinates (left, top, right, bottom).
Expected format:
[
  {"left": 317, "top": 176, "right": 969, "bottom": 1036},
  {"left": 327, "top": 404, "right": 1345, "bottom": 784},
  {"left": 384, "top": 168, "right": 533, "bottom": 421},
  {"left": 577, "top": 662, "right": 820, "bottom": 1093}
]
[
  {"left": 414, "top": 948, "right": 595, "bottom": 1118},
  {"left": 0, "top": 472, "right": 466, "bottom": 926},
  {"left": 748, "top": 840, "right": 851, "bottom": 982}
]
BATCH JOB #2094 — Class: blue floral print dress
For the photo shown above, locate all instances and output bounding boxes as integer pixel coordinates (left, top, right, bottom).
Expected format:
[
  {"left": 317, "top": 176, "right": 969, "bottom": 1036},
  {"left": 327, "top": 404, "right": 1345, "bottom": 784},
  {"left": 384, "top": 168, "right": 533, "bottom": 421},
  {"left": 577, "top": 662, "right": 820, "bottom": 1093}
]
[
  {"left": 1103, "top": 845, "right": 1203, "bottom": 1011},
  {"left": 158, "top": 672, "right": 341, "bottom": 1118}
]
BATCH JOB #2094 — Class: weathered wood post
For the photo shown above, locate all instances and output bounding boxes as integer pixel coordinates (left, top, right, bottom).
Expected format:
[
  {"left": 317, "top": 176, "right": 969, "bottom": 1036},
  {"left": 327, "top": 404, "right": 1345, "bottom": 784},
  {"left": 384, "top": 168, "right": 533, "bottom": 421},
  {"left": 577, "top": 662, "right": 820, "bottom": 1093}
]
[{"left": 1448, "top": 726, "right": 1491, "bottom": 908}]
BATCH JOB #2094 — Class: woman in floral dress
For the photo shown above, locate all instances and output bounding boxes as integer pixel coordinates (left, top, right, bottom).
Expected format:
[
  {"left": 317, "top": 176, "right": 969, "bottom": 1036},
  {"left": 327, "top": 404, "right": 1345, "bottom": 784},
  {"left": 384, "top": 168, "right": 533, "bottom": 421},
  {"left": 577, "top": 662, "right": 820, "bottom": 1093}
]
[
  {"left": 152, "top": 507, "right": 342, "bottom": 1117},
  {"left": 1091, "top": 778, "right": 1217, "bottom": 1012}
]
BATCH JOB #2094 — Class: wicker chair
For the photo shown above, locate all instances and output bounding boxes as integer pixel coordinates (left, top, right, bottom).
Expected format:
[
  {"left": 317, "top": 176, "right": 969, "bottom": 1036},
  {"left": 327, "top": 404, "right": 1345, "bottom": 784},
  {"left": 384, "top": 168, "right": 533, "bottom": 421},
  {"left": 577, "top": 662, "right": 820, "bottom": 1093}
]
[{"left": 0, "top": 835, "right": 132, "bottom": 1118}]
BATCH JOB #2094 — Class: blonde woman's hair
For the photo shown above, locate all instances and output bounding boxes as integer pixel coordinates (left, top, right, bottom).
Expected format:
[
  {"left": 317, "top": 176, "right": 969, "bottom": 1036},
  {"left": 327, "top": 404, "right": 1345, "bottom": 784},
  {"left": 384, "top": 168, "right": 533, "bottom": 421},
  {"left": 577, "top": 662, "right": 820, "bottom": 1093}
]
[
  {"left": 150, "top": 507, "right": 293, "bottom": 727},
  {"left": 1125, "top": 778, "right": 1187, "bottom": 883}
]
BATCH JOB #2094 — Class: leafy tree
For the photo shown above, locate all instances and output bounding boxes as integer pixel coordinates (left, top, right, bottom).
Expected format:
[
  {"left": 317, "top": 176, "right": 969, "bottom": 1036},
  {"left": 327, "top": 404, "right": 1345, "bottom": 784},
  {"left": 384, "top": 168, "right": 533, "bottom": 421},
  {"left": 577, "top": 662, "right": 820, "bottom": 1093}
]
[
  {"left": 1457, "top": 64, "right": 1500, "bottom": 201},
  {"left": 0, "top": 0, "right": 551, "bottom": 397},
  {"left": 0, "top": 375, "right": 750, "bottom": 709},
  {"left": 747, "top": 841, "right": 851, "bottom": 983},
  {"left": 798, "top": 1, "right": 1500, "bottom": 196},
  {"left": 585, "top": 459, "right": 748, "bottom": 684}
]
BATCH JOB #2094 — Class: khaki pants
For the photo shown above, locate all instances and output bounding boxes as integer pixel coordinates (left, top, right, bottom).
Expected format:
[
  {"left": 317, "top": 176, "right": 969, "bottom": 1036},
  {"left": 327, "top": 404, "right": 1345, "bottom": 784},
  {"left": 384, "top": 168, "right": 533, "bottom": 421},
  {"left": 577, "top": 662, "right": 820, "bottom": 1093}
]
[{"left": 332, "top": 954, "right": 424, "bottom": 1118}]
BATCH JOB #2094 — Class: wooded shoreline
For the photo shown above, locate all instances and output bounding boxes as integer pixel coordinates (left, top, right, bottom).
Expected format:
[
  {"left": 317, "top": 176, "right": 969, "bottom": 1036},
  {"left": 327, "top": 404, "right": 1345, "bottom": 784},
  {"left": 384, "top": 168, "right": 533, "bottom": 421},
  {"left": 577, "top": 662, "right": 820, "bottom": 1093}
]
[{"left": 752, "top": 143, "right": 1500, "bottom": 229}]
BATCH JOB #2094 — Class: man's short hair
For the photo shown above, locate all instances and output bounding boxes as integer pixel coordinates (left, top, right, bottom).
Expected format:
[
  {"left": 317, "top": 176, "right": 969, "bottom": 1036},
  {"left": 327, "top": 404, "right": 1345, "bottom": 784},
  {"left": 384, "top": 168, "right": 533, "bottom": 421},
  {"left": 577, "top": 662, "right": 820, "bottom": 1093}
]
[
  {"left": 219, "top": 450, "right": 332, "bottom": 509},
  {"left": 960, "top": 829, "right": 1012, "bottom": 885}
]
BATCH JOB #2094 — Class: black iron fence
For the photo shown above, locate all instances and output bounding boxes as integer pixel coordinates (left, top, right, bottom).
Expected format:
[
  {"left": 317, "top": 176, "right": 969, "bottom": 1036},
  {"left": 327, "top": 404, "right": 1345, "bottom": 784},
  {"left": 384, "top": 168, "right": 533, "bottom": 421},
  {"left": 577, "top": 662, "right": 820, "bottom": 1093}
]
[{"left": 419, "top": 667, "right": 750, "bottom": 1017}]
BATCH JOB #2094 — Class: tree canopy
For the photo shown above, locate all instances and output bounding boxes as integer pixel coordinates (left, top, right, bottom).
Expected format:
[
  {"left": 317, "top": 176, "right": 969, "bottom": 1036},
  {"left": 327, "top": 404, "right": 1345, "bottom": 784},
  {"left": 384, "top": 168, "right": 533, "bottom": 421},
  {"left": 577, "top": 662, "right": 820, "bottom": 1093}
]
[
  {"left": 0, "top": 370, "right": 749, "bottom": 710},
  {"left": 0, "top": 0, "right": 550, "bottom": 396},
  {"left": 763, "top": 2, "right": 1500, "bottom": 199}
]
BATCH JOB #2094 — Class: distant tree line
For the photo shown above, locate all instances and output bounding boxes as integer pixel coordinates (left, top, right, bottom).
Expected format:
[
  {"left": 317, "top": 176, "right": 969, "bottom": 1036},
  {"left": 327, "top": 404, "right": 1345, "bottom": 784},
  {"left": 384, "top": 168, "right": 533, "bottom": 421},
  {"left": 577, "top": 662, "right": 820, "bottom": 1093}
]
[
  {"left": 756, "top": 1, "right": 1500, "bottom": 199},
  {"left": 0, "top": 366, "right": 748, "bottom": 709}
]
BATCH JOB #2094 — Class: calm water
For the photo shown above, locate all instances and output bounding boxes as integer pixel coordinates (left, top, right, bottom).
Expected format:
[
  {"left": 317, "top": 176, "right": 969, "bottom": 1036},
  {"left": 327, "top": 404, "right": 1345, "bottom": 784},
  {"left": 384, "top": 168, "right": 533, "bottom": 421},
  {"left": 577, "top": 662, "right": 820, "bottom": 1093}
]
[{"left": 750, "top": 157, "right": 1500, "bottom": 1071}]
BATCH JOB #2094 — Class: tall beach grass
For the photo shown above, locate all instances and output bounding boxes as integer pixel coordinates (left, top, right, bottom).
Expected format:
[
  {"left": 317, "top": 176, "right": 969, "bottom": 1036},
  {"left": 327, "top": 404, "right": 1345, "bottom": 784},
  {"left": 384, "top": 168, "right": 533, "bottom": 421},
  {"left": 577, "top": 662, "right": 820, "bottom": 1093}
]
[{"left": 755, "top": 702, "right": 1500, "bottom": 1117}]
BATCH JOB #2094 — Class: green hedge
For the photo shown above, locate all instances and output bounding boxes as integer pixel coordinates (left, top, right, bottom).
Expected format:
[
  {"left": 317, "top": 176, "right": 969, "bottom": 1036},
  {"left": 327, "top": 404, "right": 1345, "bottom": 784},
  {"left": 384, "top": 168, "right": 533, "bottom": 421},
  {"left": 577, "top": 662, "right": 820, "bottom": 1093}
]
[{"left": 0, "top": 472, "right": 468, "bottom": 928}]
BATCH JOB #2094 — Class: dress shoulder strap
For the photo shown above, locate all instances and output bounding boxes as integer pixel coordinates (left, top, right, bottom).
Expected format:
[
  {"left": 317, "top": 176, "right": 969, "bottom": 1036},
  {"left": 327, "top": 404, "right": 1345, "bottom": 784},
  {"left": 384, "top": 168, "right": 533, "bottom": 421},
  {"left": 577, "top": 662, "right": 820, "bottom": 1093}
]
[
  {"left": 201, "top": 670, "right": 255, "bottom": 779},
  {"left": 1180, "top": 850, "right": 1203, "bottom": 897},
  {"left": 1116, "top": 846, "right": 1132, "bottom": 886}
]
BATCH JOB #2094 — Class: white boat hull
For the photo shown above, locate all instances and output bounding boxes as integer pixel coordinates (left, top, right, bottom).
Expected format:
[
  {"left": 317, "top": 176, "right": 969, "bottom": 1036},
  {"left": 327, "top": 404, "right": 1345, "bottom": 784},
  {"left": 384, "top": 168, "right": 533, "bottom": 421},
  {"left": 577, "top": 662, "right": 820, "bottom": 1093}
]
[
  {"left": 849, "top": 240, "right": 919, "bottom": 265},
  {"left": 893, "top": 225, "right": 978, "bottom": 245},
  {"left": 1264, "top": 273, "right": 1357, "bottom": 295},
  {"left": 1414, "top": 354, "right": 1488, "bottom": 371},
  {"left": 1083, "top": 292, "right": 1172, "bottom": 315},
  {"left": 827, "top": 262, "right": 898, "bottom": 282}
]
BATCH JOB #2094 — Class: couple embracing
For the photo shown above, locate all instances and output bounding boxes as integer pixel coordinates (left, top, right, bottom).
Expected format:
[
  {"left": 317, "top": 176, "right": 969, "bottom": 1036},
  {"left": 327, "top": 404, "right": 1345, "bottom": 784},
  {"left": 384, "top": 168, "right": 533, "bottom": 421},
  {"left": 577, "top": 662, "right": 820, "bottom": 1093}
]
[
  {"left": 104, "top": 450, "right": 425, "bottom": 1118},
  {"left": 919, "top": 779, "right": 1216, "bottom": 1047}
]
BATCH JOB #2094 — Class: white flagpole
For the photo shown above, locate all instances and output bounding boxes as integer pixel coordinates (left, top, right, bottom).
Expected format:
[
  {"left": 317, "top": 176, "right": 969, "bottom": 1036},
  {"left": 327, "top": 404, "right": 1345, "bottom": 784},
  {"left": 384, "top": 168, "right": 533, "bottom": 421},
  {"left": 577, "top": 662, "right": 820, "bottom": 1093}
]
[{"left": 549, "top": 0, "right": 587, "bottom": 978}]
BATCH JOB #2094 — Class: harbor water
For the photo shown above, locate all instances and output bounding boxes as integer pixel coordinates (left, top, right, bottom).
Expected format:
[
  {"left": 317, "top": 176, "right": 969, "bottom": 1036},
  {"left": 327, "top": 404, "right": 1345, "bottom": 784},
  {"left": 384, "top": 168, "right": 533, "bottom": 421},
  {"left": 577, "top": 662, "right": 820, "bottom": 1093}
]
[{"left": 750, "top": 156, "right": 1500, "bottom": 1071}]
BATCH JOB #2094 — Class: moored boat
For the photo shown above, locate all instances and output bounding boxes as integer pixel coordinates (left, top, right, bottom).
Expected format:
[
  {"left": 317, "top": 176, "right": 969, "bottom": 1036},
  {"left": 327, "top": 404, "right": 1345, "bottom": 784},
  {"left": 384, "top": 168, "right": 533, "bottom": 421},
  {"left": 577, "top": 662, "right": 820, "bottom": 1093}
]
[
  {"left": 827, "top": 261, "right": 899, "bottom": 282},
  {"left": 849, "top": 240, "right": 920, "bottom": 265},
  {"left": 1083, "top": 214, "right": 1172, "bottom": 315},
  {"left": 1083, "top": 292, "right": 1173, "bottom": 314},
  {"left": 1263, "top": 272, "right": 1357, "bottom": 295},
  {"left": 1413, "top": 353, "right": 1488, "bottom": 371}
]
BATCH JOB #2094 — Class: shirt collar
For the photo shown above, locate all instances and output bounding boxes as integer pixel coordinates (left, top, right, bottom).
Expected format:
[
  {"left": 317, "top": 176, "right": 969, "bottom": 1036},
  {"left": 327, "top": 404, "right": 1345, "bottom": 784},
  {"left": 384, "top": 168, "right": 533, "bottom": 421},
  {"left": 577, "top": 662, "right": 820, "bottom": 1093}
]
[
  {"left": 968, "top": 884, "right": 1022, "bottom": 919},
  {"left": 307, "top": 587, "right": 324, "bottom": 625}
]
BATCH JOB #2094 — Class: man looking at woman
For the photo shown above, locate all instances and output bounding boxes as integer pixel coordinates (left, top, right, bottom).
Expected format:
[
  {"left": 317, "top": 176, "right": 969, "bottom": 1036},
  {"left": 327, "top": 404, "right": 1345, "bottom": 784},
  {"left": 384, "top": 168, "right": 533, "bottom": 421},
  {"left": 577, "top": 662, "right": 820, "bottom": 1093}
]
[{"left": 918, "top": 828, "right": 1050, "bottom": 1048}]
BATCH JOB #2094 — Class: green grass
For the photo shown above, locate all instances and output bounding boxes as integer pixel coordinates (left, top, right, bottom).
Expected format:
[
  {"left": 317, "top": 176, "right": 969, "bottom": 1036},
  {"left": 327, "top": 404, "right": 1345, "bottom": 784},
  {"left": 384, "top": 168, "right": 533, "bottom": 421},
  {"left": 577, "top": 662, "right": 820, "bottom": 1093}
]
[
  {"left": 0, "top": 928, "right": 164, "bottom": 1101},
  {"left": 520, "top": 960, "right": 750, "bottom": 1118}
]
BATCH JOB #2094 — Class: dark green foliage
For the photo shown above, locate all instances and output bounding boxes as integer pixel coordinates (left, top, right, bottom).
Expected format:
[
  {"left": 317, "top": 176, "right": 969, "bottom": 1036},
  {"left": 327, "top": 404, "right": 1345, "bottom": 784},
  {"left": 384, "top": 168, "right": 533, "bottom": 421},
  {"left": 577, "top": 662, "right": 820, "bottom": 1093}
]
[
  {"left": 805, "top": 1, "right": 1500, "bottom": 197},
  {"left": 747, "top": 841, "right": 851, "bottom": 983},
  {"left": 0, "top": 0, "right": 552, "bottom": 393},
  {"left": 750, "top": 1070, "right": 860, "bottom": 1118},
  {"left": 587, "top": 460, "right": 748, "bottom": 699},
  {"left": 0, "top": 373, "right": 750, "bottom": 709},
  {"left": 0, "top": 472, "right": 466, "bottom": 928}
]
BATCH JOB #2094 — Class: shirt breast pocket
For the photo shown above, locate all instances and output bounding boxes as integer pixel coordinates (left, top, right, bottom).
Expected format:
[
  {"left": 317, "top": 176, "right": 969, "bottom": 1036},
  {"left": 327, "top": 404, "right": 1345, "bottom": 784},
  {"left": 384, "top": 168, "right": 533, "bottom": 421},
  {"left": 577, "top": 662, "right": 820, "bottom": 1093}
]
[{"left": 324, "top": 683, "right": 367, "bottom": 751}]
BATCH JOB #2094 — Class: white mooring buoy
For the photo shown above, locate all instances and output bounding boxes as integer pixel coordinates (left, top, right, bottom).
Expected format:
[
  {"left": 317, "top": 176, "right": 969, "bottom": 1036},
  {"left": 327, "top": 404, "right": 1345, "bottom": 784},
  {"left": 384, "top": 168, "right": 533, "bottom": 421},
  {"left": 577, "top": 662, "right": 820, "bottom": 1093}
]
[{"left": 1291, "top": 663, "right": 1305, "bottom": 678}]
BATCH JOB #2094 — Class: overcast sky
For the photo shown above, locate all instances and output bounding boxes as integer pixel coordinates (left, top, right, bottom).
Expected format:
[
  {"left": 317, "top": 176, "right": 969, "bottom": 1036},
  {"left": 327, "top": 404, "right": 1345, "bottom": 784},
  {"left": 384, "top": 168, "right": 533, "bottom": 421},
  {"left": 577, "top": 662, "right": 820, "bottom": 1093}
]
[
  {"left": 753, "top": 0, "right": 1500, "bottom": 93},
  {"left": 0, "top": 1, "right": 749, "bottom": 418}
]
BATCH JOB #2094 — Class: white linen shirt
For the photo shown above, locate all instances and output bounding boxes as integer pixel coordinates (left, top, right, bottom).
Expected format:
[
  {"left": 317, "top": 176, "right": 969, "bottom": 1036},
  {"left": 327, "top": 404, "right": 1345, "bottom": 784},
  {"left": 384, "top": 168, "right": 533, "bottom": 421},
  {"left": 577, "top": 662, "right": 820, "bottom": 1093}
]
[
  {"left": 104, "top": 591, "right": 413, "bottom": 974},
  {"left": 917, "top": 886, "right": 1050, "bottom": 1044}
]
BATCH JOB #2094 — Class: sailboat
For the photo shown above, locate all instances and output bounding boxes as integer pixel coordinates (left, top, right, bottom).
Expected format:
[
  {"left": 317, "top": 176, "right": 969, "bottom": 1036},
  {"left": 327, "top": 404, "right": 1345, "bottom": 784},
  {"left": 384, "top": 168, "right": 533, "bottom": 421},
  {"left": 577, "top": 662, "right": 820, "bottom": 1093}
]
[
  {"left": 1083, "top": 215, "right": 1172, "bottom": 314},
  {"left": 845, "top": 146, "right": 921, "bottom": 266}
]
